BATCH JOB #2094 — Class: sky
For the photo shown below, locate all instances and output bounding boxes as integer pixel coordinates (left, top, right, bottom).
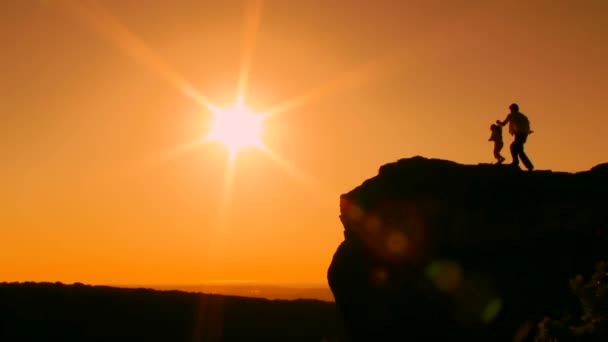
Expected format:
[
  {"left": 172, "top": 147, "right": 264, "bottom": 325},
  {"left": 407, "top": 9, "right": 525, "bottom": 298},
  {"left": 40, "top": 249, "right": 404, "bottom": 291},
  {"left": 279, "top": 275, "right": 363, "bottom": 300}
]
[{"left": 1, "top": 0, "right": 607, "bottom": 287}]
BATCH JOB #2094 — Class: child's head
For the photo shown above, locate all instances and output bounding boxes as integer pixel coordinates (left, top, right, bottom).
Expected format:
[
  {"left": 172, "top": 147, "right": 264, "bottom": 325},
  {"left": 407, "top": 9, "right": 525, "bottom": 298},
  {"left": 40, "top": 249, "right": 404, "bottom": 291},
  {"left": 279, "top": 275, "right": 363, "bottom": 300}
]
[{"left": 490, "top": 124, "right": 499, "bottom": 131}]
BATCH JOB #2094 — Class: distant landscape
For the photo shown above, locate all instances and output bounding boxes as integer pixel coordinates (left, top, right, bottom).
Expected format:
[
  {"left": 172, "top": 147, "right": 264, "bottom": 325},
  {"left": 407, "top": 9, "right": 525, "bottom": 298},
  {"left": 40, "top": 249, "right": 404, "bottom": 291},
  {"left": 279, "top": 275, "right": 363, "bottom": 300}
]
[
  {"left": 0, "top": 282, "right": 340, "bottom": 342},
  {"left": 115, "top": 282, "right": 335, "bottom": 302}
]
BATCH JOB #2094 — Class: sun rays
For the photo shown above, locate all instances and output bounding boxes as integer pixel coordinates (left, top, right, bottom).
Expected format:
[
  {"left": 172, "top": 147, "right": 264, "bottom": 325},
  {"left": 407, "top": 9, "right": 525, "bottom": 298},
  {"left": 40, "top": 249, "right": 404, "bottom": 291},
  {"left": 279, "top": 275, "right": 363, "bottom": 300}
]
[
  {"left": 265, "top": 54, "right": 398, "bottom": 119},
  {"left": 236, "top": 0, "right": 264, "bottom": 106},
  {"left": 61, "top": 0, "right": 393, "bottom": 227},
  {"left": 61, "top": 0, "right": 216, "bottom": 112}
]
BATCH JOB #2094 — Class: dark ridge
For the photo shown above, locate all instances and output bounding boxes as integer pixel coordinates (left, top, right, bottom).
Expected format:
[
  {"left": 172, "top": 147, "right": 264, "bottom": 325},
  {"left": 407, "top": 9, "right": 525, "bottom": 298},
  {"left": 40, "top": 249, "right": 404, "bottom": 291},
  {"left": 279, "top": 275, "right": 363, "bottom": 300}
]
[{"left": 0, "top": 282, "right": 339, "bottom": 342}]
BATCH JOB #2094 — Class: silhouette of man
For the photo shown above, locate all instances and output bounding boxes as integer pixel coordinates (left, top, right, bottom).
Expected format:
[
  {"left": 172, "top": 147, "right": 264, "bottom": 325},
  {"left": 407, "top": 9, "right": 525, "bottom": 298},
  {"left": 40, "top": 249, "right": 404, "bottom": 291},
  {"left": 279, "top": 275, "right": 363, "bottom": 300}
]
[{"left": 498, "top": 103, "right": 534, "bottom": 171}]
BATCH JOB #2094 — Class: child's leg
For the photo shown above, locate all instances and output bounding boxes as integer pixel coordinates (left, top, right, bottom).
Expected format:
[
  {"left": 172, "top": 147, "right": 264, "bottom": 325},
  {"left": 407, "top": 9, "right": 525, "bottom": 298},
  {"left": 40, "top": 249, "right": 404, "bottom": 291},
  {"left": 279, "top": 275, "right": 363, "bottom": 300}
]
[{"left": 495, "top": 142, "right": 505, "bottom": 163}]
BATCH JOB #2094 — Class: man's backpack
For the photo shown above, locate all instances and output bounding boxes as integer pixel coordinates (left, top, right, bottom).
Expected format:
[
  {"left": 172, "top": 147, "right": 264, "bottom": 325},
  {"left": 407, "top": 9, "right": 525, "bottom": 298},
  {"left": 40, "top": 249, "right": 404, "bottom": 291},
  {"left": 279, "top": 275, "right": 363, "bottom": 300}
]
[{"left": 512, "top": 112, "right": 531, "bottom": 134}]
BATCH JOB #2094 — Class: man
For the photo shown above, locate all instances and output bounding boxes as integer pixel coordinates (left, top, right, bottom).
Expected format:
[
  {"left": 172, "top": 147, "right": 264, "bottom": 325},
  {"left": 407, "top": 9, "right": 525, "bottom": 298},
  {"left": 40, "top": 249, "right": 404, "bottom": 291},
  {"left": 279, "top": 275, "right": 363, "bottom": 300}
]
[{"left": 498, "top": 103, "right": 534, "bottom": 171}]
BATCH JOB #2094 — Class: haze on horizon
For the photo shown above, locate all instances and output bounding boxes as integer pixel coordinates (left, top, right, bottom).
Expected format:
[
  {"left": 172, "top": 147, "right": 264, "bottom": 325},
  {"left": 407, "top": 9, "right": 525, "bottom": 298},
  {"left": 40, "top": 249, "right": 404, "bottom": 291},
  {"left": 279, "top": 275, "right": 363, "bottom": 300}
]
[{"left": 1, "top": 0, "right": 607, "bottom": 288}]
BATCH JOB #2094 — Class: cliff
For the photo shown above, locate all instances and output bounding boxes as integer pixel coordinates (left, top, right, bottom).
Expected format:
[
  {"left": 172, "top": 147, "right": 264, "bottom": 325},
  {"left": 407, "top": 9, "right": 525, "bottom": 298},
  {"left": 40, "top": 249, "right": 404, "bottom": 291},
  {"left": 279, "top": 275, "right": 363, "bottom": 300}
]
[{"left": 328, "top": 156, "right": 608, "bottom": 341}]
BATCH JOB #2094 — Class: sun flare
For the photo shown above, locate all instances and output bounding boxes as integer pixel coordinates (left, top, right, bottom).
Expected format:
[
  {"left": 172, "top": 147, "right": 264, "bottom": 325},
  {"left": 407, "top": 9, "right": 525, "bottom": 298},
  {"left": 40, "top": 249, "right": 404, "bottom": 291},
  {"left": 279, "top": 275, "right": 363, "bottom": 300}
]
[{"left": 206, "top": 102, "right": 265, "bottom": 159}]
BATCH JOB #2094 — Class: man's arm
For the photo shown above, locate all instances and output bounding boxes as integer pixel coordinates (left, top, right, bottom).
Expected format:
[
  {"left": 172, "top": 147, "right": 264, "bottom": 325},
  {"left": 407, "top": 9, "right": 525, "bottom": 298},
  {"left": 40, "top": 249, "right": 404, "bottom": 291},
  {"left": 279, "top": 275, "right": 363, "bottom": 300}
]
[{"left": 497, "top": 115, "right": 511, "bottom": 127}]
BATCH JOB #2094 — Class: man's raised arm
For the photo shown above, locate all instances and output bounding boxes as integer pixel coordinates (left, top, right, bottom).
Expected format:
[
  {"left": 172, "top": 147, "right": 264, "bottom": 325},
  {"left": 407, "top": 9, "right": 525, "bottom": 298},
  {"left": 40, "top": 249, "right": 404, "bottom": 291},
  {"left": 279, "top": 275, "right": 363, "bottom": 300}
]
[{"left": 498, "top": 115, "right": 511, "bottom": 127}]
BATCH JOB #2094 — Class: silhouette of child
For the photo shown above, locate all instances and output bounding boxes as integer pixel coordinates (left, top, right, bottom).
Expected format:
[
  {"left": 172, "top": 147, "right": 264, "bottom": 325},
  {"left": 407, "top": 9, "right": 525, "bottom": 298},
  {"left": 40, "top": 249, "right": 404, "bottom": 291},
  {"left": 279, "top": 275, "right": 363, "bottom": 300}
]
[{"left": 489, "top": 120, "right": 505, "bottom": 164}]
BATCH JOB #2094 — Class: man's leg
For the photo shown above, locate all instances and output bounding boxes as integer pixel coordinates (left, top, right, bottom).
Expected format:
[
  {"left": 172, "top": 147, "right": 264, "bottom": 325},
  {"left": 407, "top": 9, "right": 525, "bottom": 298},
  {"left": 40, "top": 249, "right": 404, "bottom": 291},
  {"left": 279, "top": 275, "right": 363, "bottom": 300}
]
[
  {"left": 517, "top": 134, "right": 534, "bottom": 170},
  {"left": 510, "top": 140, "right": 520, "bottom": 166},
  {"left": 520, "top": 152, "right": 533, "bottom": 170}
]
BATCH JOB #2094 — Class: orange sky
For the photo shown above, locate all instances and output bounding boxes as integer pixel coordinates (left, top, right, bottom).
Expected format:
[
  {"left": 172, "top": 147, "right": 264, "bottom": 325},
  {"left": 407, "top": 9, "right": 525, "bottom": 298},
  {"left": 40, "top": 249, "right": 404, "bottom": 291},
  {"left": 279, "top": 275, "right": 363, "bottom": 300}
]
[{"left": 1, "top": 0, "right": 607, "bottom": 287}]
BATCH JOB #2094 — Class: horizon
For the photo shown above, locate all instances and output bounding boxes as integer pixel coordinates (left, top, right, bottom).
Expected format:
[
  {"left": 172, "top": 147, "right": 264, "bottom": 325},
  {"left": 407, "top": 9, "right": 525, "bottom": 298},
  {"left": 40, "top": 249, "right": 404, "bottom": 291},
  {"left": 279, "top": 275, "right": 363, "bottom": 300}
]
[
  {"left": 112, "top": 280, "right": 331, "bottom": 289},
  {"left": 3, "top": 280, "right": 335, "bottom": 302},
  {"left": 5, "top": 279, "right": 330, "bottom": 288},
  {"left": 2, "top": 0, "right": 607, "bottom": 287}
]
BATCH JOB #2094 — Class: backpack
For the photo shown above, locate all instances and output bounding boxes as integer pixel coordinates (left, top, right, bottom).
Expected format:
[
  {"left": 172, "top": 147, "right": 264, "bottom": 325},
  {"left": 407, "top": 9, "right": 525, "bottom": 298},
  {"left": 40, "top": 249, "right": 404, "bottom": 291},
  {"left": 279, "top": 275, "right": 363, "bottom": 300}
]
[{"left": 511, "top": 112, "right": 531, "bottom": 134}]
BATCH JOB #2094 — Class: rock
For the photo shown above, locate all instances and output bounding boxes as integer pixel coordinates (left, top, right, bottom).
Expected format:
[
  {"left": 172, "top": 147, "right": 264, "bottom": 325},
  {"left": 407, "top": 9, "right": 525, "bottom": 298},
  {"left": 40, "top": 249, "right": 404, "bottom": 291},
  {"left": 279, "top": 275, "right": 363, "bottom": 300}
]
[{"left": 328, "top": 156, "right": 608, "bottom": 341}]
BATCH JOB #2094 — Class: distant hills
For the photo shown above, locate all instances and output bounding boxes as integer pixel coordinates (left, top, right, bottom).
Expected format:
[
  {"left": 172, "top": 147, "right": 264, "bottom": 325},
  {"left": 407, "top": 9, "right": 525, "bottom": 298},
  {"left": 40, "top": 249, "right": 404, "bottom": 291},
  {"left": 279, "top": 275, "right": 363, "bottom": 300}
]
[
  {"left": 0, "top": 281, "right": 340, "bottom": 342},
  {"left": 138, "top": 283, "right": 334, "bottom": 302}
]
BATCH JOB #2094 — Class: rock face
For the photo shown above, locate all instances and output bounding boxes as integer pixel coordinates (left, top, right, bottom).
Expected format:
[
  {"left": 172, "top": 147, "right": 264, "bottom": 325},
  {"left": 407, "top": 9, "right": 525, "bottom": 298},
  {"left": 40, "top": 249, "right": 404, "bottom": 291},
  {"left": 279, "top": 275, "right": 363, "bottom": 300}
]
[{"left": 328, "top": 156, "right": 608, "bottom": 341}]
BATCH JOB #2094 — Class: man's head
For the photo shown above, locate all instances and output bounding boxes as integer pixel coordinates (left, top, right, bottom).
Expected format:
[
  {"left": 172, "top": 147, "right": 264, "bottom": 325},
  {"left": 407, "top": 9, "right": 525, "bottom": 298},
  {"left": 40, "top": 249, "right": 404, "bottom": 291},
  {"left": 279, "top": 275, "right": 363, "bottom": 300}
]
[{"left": 509, "top": 103, "right": 519, "bottom": 112}]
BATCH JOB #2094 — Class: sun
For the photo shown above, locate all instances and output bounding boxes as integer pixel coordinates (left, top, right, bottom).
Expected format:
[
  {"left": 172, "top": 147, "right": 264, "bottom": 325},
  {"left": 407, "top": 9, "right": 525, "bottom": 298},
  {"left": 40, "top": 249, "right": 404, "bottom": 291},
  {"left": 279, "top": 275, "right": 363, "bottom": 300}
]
[{"left": 206, "top": 102, "right": 265, "bottom": 160}]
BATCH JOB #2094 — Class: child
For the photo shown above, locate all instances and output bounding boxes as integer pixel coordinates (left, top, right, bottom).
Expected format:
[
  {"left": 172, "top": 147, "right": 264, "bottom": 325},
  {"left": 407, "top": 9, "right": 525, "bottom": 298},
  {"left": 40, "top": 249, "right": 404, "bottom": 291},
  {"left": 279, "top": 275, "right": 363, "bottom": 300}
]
[{"left": 489, "top": 120, "right": 505, "bottom": 164}]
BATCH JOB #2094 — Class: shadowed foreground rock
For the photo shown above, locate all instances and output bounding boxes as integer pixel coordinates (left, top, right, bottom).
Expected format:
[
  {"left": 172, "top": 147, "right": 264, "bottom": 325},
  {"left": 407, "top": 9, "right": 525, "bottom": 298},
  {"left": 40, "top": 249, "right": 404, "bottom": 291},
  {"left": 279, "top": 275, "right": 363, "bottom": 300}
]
[{"left": 328, "top": 156, "right": 608, "bottom": 341}]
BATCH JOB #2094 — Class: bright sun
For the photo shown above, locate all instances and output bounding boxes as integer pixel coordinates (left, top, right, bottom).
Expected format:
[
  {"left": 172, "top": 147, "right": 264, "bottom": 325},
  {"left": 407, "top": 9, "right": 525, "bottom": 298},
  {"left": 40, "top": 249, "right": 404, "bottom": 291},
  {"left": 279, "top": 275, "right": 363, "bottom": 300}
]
[{"left": 206, "top": 102, "right": 265, "bottom": 159}]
